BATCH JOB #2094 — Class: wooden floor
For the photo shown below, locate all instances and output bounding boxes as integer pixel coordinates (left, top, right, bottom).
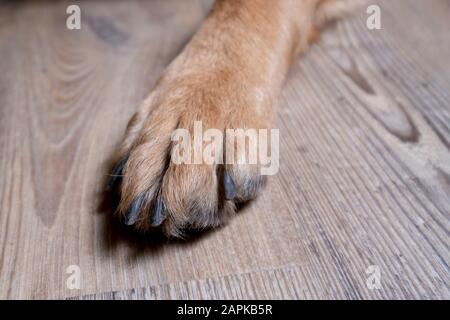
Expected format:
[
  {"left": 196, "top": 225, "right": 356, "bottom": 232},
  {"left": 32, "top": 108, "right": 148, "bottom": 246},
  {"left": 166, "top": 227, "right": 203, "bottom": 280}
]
[{"left": 0, "top": 0, "right": 449, "bottom": 299}]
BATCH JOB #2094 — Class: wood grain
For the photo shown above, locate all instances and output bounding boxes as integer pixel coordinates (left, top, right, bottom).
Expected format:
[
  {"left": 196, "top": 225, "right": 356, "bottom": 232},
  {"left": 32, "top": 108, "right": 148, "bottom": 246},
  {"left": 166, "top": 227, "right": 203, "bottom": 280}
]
[{"left": 0, "top": 0, "right": 449, "bottom": 299}]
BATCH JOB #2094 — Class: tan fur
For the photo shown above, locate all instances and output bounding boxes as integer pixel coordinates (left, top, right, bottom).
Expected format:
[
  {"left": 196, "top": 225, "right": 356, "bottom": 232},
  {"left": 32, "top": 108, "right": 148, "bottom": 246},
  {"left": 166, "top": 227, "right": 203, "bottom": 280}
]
[{"left": 109, "top": 0, "right": 357, "bottom": 238}]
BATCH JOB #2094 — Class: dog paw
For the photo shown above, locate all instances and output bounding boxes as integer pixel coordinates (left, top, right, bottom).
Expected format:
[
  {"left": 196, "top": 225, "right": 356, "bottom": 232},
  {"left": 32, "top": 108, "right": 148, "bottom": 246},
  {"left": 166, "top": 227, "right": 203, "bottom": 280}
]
[{"left": 107, "top": 68, "right": 276, "bottom": 238}]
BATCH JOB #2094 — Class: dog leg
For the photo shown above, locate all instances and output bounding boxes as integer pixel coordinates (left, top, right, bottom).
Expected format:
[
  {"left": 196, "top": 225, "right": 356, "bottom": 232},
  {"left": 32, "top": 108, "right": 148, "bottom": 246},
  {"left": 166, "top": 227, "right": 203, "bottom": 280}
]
[{"left": 108, "top": 0, "right": 352, "bottom": 237}]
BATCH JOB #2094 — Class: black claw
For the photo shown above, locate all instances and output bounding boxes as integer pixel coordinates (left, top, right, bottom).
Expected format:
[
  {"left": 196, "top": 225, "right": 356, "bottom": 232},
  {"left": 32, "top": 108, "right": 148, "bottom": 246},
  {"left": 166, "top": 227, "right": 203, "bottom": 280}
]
[
  {"left": 106, "top": 156, "right": 128, "bottom": 191},
  {"left": 151, "top": 197, "right": 166, "bottom": 227},
  {"left": 125, "top": 193, "right": 146, "bottom": 226},
  {"left": 224, "top": 171, "right": 236, "bottom": 200}
]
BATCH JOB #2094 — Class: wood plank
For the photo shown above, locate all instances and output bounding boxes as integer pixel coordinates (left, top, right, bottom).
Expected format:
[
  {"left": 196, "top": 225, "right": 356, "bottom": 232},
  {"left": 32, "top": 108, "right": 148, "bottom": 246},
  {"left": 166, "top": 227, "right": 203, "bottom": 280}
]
[{"left": 0, "top": 0, "right": 449, "bottom": 299}]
